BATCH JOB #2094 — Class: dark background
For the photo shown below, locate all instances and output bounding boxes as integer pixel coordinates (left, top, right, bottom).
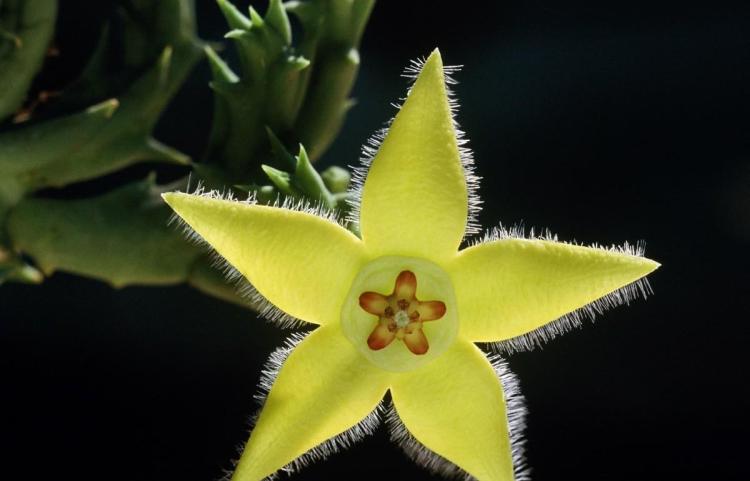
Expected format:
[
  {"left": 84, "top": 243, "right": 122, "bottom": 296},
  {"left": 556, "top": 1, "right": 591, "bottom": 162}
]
[{"left": 2, "top": 1, "right": 749, "bottom": 480}]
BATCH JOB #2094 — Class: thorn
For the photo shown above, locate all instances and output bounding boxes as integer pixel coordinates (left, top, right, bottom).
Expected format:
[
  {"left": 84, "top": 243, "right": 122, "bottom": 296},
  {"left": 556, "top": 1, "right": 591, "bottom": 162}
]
[
  {"left": 287, "top": 54, "right": 310, "bottom": 70},
  {"left": 207, "top": 79, "right": 236, "bottom": 96},
  {"left": 293, "top": 145, "right": 336, "bottom": 209},
  {"left": 265, "top": 127, "right": 297, "bottom": 171},
  {"left": 143, "top": 138, "right": 191, "bottom": 165},
  {"left": 216, "top": 0, "right": 252, "bottom": 30},
  {"left": 261, "top": 164, "right": 296, "bottom": 196},
  {"left": 264, "top": 0, "right": 292, "bottom": 44},
  {"left": 296, "top": 143, "right": 309, "bottom": 168},
  {"left": 157, "top": 46, "right": 173, "bottom": 85},
  {"left": 248, "top": 6, "right": 264, "bottom": 27},
  {"left": 0, "top": 28, "right": 22, "bottom": 48},
  {"left": 204, "top": 45, "right": 239, "bottom": 82},
  {"left": 86, "top": 98, "right": 120, "bottom": 119},
  {"left": 224, "top": 29, "right": 246, "bottom": 40}
]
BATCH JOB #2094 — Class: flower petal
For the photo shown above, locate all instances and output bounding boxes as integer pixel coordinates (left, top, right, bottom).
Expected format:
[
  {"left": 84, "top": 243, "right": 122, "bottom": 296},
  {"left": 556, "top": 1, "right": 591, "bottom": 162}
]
[
  {"left": 448, "top": 238, "right": 660, "bottom": 342},
  {"left": 359, "top": 49, "right": 468, "bottom": 261},
  {"left": 233, "top": 326, "right": 390, "bottom": 480},
  {"left": 394, "top": 270, "right": 417, "bottom": 299},
  {"left": 368, "top": 320, "right": 397, "bottom": 350},
  {"left": 402, "top": 327, "right": 429, "bottom": 355},
  {"left": 163, "top": 193, "right": 365, "bottom": 325},
  {"left": 416, "top": 300, "right": 446, "bottom": 321},
  {"left": 390, "top": 340, "right": 515, "bottom": 480},
  {"left": 359, "top": 292, "right": 389, "bottom": 315}
]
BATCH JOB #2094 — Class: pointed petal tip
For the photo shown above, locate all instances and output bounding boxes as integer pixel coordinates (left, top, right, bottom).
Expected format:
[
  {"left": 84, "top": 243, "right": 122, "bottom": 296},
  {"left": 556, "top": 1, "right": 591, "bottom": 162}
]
[
  {"left": 605, "top": 251, "right": 661, "bottom": 281},
  {"left": 644, "top": 257, "right": 661, "bottom": 273},
  {"left": 423, "top": 48, "right": 444, "bottom": 71},
  {"left": 406, "top": 49, "right": 447, "bottom": 98},
  {"left": 359, "top": 48, "right": 466, "bottom": 258},
  {"left": 161, "top": 192, "right": 175, "bottom": 207},
  {"left": 161, "top": 191, "right": 187, "bottom": 209},
  {"left": 626, "top": 252, "right": 660, "bottom": 275}
]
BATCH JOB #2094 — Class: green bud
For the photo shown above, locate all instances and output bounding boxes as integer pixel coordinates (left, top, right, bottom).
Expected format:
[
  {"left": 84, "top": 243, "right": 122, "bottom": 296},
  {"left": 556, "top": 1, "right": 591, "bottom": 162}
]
[
  {"left": 321, "top": 165, "right": 352, "bottom": 194},
  {"left": 256, "top": 185, "right": 278, "bottom": 204}
]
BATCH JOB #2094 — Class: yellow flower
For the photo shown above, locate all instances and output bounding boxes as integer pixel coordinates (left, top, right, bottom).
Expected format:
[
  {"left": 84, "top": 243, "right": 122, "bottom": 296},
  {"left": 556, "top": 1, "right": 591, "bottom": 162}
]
[{"left": 163, "top": 49, "right": 659, "bottom": 480}]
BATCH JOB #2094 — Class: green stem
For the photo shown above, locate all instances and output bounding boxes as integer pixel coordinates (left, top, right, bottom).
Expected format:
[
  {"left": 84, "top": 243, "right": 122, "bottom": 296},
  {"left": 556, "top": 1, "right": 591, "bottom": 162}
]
[{"left": 0, "top": 0, "right": 58, "bottom": 121}]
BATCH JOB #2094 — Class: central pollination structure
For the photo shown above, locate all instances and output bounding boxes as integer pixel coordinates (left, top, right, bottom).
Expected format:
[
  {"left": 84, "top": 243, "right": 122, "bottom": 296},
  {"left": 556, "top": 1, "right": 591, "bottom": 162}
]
[{"left": 164, "top": 49, "right": 659, "bottom": 481}]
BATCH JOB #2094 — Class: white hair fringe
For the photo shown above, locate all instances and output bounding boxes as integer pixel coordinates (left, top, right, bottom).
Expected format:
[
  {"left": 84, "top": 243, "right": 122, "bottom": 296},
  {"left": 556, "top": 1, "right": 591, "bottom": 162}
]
[
  {"left": 346, "top": 56, "right": 483, "bottom": 239},
  {"left": 218, "top": 332, "right": 385, "bottom": 481},
  {"left": 165, "top": 55, "right": 658, "bottom": 481},
  {"left": 474, "top": 224, "right": 654, "bottom": 355},
  {"left": 385, "top": 352, "right": 530, "bottom": 481},
  {"left": 167, "top": 182, "right": 346, "bottom": 329},
  {"left": 219, "top": 333, "right": 530, "bottom": 480}
]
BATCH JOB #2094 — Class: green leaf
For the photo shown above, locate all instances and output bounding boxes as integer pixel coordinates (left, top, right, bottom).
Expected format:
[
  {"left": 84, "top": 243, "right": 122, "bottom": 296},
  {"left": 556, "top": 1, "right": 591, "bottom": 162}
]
[
  {"left": 6, "top": 175, "right": 203, "bottom": 288},
  {"left": 0, "top": 99, "right": 119, "bottom": 181}
]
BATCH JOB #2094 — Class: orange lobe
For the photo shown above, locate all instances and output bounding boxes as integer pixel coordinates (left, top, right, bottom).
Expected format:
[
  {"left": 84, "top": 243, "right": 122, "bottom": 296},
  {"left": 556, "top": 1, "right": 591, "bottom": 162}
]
[
  {"left": 367, "top": 320, "right": 396, "bottom": 350},
  {"left": 359, "top": 292, "right": 389, "bottom": 316},
  {"left": 403, "top": 327, "right": 429, "bottom": 355},
  {"left": 417, "top": 300, "right": 447, "bottom": 321},
  {"left": 394, "top": 270, "right": 417, "bottom": 299}
]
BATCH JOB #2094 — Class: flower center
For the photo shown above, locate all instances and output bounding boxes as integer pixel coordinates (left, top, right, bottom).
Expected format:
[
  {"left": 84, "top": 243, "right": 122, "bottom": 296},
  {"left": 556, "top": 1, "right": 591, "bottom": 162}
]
[
  {"left": 394, "top": 309, "right": 410, "bottom": 328},
  {"left": 358, "top": 270, "right": 447, "bottom": 355},
  {"left": 341, "top": 256, "right": 458, "bottom": 372}
]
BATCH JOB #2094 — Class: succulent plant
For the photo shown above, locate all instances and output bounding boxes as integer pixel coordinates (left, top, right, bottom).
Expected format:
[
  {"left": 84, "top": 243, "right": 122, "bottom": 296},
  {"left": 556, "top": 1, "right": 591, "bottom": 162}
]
[{"left": 0, "top": 0, "right": 373, "bottom": 303}]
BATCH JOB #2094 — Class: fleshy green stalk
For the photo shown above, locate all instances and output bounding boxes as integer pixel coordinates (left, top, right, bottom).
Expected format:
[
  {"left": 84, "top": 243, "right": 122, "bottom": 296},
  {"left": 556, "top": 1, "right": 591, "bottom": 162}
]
[
  {"left": 205, "top": 0, "right": 374, "bottom": 180},
  {"left": 0, "top": 0, "right": 58, "bottom": 120}
]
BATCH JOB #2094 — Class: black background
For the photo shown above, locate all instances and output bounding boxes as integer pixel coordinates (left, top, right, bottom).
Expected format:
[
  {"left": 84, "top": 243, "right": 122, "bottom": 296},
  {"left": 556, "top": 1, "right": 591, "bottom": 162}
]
[{"left": 2, "top": 1, "right": 749, "bottom": 480}]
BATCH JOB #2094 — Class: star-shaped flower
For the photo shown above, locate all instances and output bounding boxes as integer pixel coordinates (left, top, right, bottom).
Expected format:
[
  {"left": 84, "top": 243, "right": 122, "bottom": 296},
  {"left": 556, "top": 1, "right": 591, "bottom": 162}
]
[{"left": 163, "top": 49, "right": 659, "bottom": 481}]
